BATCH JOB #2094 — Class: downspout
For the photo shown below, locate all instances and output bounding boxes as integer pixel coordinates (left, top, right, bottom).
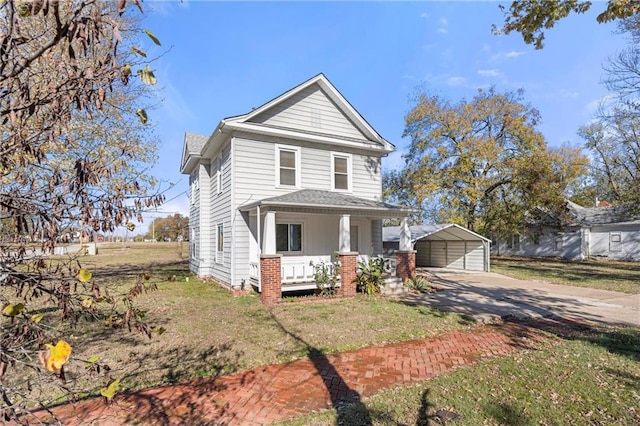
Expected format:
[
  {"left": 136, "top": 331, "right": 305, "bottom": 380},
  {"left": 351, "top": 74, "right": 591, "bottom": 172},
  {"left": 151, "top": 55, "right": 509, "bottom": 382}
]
[{"left": 257, "top": 205, "right": 261, "bottom": 293}]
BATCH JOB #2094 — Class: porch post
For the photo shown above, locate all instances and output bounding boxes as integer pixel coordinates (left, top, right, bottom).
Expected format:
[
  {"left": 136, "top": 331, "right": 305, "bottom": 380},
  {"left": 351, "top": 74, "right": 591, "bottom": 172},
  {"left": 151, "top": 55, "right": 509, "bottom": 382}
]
[
  {"left": 260, "top": 210, "right": 281, "bottom": 304},
  {"left": 263, "top": 210, "right": 276, "bottom": 255},
  {"left": 338, "top": 252, "right": 358, "bottom": 297},
  {"left": 260, "top": 254, "right": 282, "bottom": 305},
  {"left": 397, "top": 217, "right": 415, "bottom": 283},
  {"left": 396, "top": 250, "right": 416, "bottom": 283},
  {"left": 339, "top": 214, "right": 351, "bottom": 252}
]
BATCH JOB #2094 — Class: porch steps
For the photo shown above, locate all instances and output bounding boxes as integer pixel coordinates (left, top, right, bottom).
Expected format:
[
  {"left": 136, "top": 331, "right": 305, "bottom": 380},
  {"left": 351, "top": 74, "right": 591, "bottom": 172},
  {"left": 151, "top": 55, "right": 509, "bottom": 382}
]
[{"left": 382, "top": 277, "right": 408, "bottom": 296}]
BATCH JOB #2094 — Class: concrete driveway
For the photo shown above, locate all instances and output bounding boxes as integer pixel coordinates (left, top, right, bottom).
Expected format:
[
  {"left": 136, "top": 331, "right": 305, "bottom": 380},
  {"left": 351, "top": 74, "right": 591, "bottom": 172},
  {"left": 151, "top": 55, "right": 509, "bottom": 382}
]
[{"left": 400, "top": 268, "right": 640, "bottom": 327}]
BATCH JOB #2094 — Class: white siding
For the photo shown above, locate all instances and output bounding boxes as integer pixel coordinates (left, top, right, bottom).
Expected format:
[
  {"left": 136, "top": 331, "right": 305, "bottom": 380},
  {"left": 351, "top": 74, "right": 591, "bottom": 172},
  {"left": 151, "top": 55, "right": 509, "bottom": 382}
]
[
  {"left": 233, "top": 136, "right": 382, "bottom": 202},
  {"left": 197, "top": 162, "right": 212, "bottom": 276},
  {"left": 188, "top": 169, "right": 200, "bottom": 273},
  {"left": 492, "top": 227, "right": 583, "bottom": 260},
  {"left": 590, "top": 225, "right": 640, "bottom": 261},
  {"left": 208, "top": 144, "right": 233, "bottom": 285},
  {"left": 249, "top": 84, "right": 367, "bottom": 141}
]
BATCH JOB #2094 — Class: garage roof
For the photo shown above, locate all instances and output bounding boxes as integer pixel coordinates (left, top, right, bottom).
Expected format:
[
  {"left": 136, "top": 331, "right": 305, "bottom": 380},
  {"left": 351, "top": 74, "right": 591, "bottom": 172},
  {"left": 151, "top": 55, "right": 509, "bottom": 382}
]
[{"left": 383, "top": 224, "right": 491, "bottom": 243}]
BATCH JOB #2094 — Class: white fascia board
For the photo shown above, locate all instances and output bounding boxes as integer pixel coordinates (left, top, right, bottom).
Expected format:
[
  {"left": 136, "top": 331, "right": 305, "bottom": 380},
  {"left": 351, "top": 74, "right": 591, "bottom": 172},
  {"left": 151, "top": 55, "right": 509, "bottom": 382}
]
[
  {"left": 225, "top": 122, "right": 394, "bottom": 155},
  {"left": 180, "top": 155, "right": 201, "bottom": 175}
]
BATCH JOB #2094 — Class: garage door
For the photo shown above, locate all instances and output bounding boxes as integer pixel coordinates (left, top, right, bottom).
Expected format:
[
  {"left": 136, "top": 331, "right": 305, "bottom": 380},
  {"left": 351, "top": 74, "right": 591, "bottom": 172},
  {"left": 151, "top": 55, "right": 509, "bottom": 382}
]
[
  {"left": 420, "top": 240, "right": 486, "bottom": 271},
  {"left": 464, "top": 241, "right": 485, "bottom": 271},
  {"left": 430, "top": 241, "right": 447, "bottom": 267},
  {"left": 415, "top": 240, "right": 431, "bottom": 267}
]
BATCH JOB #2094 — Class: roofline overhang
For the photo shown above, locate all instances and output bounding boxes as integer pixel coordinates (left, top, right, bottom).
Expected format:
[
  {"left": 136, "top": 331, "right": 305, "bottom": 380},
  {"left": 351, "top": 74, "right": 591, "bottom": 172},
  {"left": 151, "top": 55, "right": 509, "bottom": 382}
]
[
  {"left": 225, "top": 122, "right": 394, "bottom": 154},
  {"left": 228, "top": 74, "right": 390, "bottom": 145},
  {"left": 239, "top": 199, "right": 413, "bottom": 216},
  {"left": 180, "top": 155, "right": 202, "bottom": 174}
]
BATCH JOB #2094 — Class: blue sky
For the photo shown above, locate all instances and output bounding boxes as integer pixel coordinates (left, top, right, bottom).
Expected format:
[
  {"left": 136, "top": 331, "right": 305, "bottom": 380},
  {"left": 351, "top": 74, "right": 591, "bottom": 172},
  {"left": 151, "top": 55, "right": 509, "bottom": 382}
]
[{"left": 137, "top": 1, "right": 627, "bottom": 233}]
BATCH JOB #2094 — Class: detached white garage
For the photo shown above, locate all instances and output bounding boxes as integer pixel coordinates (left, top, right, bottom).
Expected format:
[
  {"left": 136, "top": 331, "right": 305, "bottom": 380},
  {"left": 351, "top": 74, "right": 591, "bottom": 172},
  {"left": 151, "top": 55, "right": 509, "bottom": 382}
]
[{"left": 383, "top": 224, "right": 491, "bottom": 272}]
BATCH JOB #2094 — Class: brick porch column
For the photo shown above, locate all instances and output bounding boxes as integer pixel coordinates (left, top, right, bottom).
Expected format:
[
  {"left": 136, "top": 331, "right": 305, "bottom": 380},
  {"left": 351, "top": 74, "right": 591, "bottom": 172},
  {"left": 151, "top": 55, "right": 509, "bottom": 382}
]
[
  {"left": 338, "top": 252, "right": 358, "bottom": 297},
  {"left": 260, "top": 254, "right": 282, "bottom": 305},
  {"left": 396, "top": 250, "right": 416, "bottom": 283}
]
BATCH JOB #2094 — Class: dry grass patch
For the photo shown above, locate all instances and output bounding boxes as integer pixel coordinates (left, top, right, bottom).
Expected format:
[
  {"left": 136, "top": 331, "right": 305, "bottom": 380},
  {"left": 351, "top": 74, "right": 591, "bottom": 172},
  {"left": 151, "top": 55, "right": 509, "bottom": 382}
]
[
  {"left": 491, "top": 256, "right": 640, "bottom": 294},
  {"left": 9, "top": 242, "right": 473, "bottom": 406}
]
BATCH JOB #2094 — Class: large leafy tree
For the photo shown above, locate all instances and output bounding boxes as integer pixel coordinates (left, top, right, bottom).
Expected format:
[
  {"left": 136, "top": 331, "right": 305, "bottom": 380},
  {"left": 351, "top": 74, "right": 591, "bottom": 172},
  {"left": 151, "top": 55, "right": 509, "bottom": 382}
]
[
  {"left": 495, "top": 0, "right": 639, "bottom": 49},
  {"left": 0, "top": 0, "right": 164, "bottom": 420},
  {"left": 579, "top": 108, "right": 640, "bottom": 208},
  {"left": 574, "top": 15, "right": 640, "bottom": 209},
  {"left": 396, "top": 88, "right": 587, "bottom": 237},
  {"left": 145, "top": 214, "right": 189, "bottom": 242}
]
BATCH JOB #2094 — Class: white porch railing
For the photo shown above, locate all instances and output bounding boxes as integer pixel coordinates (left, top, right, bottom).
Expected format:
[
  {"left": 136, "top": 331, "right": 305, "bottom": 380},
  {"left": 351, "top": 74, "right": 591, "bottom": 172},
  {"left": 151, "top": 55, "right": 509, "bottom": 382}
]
[
  {"left": 281, "top": 255, "right": 331, "bottom": 284},
  {"left": 249, "top": 262, "right": 259, "bottom": 281}
]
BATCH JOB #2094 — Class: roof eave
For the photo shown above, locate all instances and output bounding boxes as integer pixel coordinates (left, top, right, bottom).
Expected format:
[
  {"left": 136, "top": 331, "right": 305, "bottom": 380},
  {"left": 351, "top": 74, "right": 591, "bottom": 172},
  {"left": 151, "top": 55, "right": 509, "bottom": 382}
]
[
  {"left": 227, "top": 122, "right": 394, "bottom": 154},
  {"left": 180, "top": 155, "right": 201, "bottom": 175},
  {"left": 239, "top": 199, "right": 413, "bottom": 214}
]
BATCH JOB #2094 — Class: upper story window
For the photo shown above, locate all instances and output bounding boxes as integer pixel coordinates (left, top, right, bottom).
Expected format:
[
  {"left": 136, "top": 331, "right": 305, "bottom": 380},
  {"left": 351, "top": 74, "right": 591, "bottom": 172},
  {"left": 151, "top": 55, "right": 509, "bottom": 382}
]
[
  {"left": 190, "top": 176, "right": 199, "bottom": 205},
  {"left": 331, "top": 152, "right": 352, "bottom": 191},
  {"left": 276, "top": 145, "right": 301, "bottom": 188},
  {"left": 216, "top": 156, "right": 222, "bottom": 194}
]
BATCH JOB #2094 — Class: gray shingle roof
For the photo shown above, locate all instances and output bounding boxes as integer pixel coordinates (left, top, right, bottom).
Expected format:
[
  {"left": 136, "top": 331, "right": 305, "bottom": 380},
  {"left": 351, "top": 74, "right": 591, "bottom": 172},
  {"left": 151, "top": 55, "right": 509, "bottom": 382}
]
[
  {"left": 240, "top": 189, "right": 411, "bottom": 213},
  {"left": 567, "top": 201, "right": 640, "bottom": 226},
  {"left": 383, "top": 224, "right": 491, "bottom": 243},
  {"left": 184, "top": 132, "right": 209, "bottom": 154}
]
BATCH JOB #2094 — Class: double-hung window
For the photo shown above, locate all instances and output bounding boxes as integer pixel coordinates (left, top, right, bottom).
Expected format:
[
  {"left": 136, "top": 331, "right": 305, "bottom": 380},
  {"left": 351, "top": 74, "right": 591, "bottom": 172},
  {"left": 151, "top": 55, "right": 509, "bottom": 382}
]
[
  {"left": 331, "top": 152, "right": 351, "bottom": 191},
  {"left": 276, "top": 223, "right": 302, "bottom": 252},
  {"left": 276, "top": 145, "right": 300, "bottom": 187}
]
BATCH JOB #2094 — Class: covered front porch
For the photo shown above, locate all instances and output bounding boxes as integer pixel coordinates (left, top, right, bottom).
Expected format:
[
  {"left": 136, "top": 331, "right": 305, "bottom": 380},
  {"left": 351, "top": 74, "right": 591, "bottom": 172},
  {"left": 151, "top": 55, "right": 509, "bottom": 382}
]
[{"left": 239, "top": 189, "right": 415, "bottom": 304}]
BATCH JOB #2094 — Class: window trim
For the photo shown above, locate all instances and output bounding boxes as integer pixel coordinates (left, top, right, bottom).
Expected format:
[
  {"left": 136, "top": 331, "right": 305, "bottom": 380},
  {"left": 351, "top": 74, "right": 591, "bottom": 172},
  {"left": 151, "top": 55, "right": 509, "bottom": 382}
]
[
  {"left": 330, "top": 152, "right": 352, "bottom": 192},
  {"left": 190, "top": 176, "right": 199, "bottom": 205},
  {"left": 610, "top": 232, "right": 622, "bottom": 251},
  {"left": 275, "top": 222, "right": 304, "bottom": 253},
  {"left": 216, "top": 156, "right": 222, "bottom": 194},
  {"left": 275, "top": 144, "right": 301, "bottom": 188},
  {"left": 216, "top": 223, "right": 224, "bottom": 264}
]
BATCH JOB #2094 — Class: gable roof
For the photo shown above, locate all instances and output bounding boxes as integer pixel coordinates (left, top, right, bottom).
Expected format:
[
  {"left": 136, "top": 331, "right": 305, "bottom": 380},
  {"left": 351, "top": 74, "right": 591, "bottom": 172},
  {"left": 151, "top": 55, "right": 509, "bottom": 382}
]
[
  {"left": 383, "top": 224, "right": 491, "bottom": 243},
  {"left": 224, "top": 73, "right": 393, "bottom": 150},
  {"left": 567, "top": 201, "right": 640, "bottom": 226},
  {"left": 239, "top": 189, "right": 412, "bottom": 216},
  {"left": 180, "top": 132, "right": 209, "bottom": 174},
  {"left": 181, "top": 74, "right": 396, "bottom": 175}
]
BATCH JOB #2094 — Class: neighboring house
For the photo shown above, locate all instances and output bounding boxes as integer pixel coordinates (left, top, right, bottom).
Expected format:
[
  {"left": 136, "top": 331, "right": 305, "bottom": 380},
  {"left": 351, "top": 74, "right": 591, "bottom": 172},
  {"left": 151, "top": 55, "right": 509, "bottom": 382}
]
[
  {"left": 180, "top": 74, "right": 414, "bottom": 303},
  {"left": 383, "top": 224, "right": 491, "bottom": 272},
  {"left": 493, "top": 201, "right": 640, "bottom": 261}
]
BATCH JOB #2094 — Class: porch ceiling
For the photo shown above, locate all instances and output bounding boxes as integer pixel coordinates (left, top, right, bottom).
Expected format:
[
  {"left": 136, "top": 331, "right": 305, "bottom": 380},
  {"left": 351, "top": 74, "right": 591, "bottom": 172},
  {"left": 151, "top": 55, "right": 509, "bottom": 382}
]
[{"left": 239, "top": 189, "right": 412, "bottom": 217}]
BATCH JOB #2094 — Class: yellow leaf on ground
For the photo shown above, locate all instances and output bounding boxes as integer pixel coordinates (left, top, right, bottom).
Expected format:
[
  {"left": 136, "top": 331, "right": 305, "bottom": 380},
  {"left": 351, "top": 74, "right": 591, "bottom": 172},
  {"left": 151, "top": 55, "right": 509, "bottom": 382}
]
[
  {"left": 31, "top": 313, "right": 44, "bottom": 323},
  {"left": 101, "top": 379, "right": 120, "bottom": 400},
  {"left": 77, "top": 268, "right": 92, "bottom": 283},
  {"left": 2, "top": 303, "right": 25, "bottom": 317},
  {"left": 44, "top": 340, "right": 72, "bottom": 373}
]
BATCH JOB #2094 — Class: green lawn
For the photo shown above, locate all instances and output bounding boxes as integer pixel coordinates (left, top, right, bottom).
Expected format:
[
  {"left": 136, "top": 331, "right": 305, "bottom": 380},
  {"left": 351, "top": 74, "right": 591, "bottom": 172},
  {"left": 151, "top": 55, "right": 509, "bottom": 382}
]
[
  {"left": 279, "top": 323, "right": 640, "bottom": 425},
  {"left": 491, "top": 256, "right": 640, "bottom": 294},
  {"left": 6, "top": 242, "right": 473, "bottom": 407},
  {"left": 6, "top": 243, "right": 639, "bottom": 425}
]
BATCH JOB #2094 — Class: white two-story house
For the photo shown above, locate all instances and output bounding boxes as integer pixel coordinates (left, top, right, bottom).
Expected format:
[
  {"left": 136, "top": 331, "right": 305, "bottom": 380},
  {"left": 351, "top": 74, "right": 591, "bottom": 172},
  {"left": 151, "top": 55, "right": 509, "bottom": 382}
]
[{"left": 180, "top": 74, "right": 414, "bottom": 303}]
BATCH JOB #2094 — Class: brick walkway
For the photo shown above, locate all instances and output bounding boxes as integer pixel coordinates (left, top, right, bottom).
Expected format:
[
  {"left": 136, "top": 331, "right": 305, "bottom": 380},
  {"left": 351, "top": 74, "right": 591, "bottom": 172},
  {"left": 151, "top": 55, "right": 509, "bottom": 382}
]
[{"left": 28, "top": 322, "right": 546, "bottom": 425}]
